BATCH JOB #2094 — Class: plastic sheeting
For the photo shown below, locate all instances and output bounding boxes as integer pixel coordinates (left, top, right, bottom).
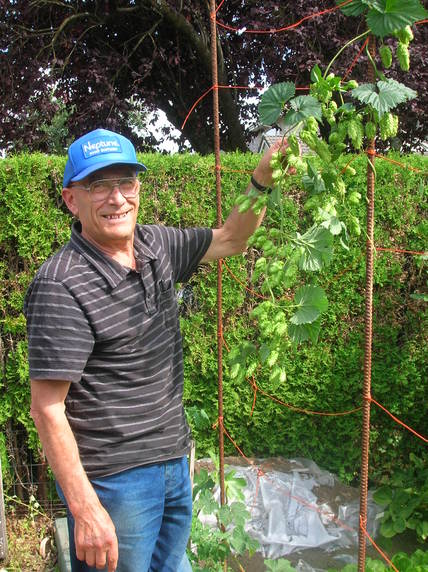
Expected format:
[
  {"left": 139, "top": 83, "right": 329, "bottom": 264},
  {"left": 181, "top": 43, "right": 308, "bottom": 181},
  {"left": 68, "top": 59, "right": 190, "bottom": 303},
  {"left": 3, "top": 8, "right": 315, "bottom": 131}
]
[{"left": 199, "top": 457, "right": 383, "bottom": 560}]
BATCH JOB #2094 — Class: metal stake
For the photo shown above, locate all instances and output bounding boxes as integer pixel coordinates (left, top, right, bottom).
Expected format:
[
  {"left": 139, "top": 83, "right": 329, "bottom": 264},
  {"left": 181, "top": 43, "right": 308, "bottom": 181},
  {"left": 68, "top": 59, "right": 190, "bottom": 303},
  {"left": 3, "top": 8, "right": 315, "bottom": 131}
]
[{"left": 358, "top": 33, "right": 377, "bottom": 572}]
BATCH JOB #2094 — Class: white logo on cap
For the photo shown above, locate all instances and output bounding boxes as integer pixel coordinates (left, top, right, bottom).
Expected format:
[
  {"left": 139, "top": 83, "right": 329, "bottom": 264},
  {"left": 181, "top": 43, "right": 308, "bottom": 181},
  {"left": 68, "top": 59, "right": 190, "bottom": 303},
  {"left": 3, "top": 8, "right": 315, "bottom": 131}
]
[{"left": 82, "top": 136, "right": 122, "bottom": 158}]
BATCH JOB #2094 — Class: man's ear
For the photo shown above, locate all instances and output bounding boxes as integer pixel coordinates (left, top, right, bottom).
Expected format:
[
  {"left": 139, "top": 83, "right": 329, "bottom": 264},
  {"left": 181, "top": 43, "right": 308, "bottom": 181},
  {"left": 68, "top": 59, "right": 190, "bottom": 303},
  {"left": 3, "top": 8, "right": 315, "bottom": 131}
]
[{"left": 62, "top": 187, "right": 79, "bottom": 217}]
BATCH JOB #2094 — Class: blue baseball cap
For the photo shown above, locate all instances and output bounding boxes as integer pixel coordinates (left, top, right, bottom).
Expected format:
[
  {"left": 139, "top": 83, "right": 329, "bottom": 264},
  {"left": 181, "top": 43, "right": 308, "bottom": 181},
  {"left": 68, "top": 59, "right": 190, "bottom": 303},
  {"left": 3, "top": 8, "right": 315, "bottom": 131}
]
[{"left": 63, "top": 128, "right": 147, "bottom": 187}]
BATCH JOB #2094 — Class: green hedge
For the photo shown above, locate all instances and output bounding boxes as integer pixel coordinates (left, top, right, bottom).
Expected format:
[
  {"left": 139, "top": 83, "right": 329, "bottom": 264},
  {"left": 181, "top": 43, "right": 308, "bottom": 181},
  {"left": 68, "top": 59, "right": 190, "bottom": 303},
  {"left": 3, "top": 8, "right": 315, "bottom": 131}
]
[{"left": 0, "top": 151, "right": 426, "bottom": 493}]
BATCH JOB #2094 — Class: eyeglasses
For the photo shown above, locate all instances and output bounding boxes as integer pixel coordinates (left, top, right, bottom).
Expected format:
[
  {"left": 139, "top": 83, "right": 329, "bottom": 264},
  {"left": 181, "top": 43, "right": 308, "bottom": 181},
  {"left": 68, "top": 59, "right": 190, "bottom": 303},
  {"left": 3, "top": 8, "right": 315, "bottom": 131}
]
[{"left": 72, "top": 177, "right": 140, "bottom": 202}]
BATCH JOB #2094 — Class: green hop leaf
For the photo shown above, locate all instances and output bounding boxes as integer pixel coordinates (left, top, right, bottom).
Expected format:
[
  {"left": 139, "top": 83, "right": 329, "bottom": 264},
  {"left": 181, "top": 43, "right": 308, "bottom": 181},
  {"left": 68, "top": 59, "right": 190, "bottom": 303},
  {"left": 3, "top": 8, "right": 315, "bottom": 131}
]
[
  {"left": 321, "top": 214, "right": 343, "bottom": 235},
  {"left": 293, "top": 225, "right": 333, "bottom": 271},
  {"left": 335, "top": 0, "right": 367, "bottom": 17},
  {"left": 310, "top": 64, "right": 323, "bottom": 83},
  {"left": 259, "top": 82, "right": 296, "bottom": 125},
  {"left": 391, "top": 553, "right": 412, "bottom": 570},
  {"left": 365, "top": 121, "right": 377, "bottom": 139},
  {"left": 197, "top": 488, "right": 219, "bottom": 514},
  {"left": 228, "top": 501, "right": 250, "bottom": 525},
  {"left": 367, "top": 0, "right": 428, "bottom": 37},
  {"left": 186, "top": 406, "right": 211, "bottom": 431},
  {"left": 328, "top": 131, "right": 340, "bottom": 145},
  {"left": 351, "top": 79, "right": 417, "bottom": 115},
  {"left": 302, "top": 160, "right": 326, "bottom": 195},
  {"left": 284, "top": 96, "right": 322, "bottom": 126},
  {"left": 290, "top": 285, "right": 328, "bottom": 325},
  {"left": 288, "top": 318, "right": 322, "bottom": 345}
]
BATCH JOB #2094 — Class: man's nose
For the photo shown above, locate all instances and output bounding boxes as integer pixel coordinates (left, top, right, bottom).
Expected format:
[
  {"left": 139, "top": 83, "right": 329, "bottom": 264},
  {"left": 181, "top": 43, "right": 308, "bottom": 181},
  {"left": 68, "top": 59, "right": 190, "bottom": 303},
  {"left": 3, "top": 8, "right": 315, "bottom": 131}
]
[{"left": 107, "top": 185, "right": 126, "bottom": 202}]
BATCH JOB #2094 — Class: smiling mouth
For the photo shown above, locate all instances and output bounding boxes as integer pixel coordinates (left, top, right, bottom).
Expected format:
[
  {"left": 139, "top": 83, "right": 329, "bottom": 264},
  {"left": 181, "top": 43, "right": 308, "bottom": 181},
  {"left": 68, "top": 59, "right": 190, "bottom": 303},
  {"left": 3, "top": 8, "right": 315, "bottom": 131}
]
[{"left": 103, "top": 211, "right": 131, "bottom": 220}]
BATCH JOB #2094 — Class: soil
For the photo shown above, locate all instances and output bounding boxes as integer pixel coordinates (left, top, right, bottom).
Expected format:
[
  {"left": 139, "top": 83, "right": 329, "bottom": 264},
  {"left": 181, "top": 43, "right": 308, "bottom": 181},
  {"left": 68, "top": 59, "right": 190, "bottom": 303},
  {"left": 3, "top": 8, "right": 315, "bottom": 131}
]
[{"left": 3, "top": 513, "right": 58, "bottom": 572}]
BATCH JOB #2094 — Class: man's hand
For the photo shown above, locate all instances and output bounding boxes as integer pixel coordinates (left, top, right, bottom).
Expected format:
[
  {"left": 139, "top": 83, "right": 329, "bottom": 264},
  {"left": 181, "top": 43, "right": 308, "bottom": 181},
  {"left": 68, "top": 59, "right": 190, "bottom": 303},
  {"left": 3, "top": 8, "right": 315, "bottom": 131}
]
[
  {"left": 74, "top": 502, "right": 118, "bottom": 571},
  {"left": 252, "top": 139, "right": 292, "bottom": 187},
  {"left": 30, "top": 380, "right": 119, "bottom": 571}
]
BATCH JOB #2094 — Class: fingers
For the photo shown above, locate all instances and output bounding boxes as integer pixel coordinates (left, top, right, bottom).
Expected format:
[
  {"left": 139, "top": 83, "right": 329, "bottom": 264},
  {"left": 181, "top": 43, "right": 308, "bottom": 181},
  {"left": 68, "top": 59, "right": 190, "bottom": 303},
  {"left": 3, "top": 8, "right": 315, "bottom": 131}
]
[
  {"left": 77, "top": 544, "right": 118, "bottom": 571},
  {"left": 269, "top": 137, "right": 289, "bottom": 154},
  {"left": 107, "top": 538, "right": 119, "bottom": 572},
  {"left": 74, "top": 513, "right": 118, "bottom": 571},
  {"left": 253, "top": 137, "right": 293, "bottom": 186}
]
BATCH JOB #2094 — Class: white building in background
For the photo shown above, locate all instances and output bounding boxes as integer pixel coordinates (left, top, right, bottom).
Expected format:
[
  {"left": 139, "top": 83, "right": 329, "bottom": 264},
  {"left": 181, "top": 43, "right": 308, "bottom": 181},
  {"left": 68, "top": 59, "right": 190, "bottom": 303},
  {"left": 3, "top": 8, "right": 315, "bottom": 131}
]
[{"left": 247, "top": 123, "right": 311, "bottom": 155}]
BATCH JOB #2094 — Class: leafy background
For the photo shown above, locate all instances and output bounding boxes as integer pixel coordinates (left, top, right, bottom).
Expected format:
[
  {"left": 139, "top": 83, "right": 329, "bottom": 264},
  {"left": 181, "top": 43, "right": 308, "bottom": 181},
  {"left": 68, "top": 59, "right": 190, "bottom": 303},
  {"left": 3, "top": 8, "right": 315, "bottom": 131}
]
[{"left": 0, "top": 151, "right": 426, "bottom": 496}]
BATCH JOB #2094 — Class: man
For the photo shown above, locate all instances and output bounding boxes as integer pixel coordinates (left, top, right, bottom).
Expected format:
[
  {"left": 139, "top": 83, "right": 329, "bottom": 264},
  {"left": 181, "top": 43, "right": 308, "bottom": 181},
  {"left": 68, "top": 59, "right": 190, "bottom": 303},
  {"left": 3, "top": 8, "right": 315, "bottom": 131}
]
[{"left": 25, "top": 128, "right": 286, "bottom": 572}]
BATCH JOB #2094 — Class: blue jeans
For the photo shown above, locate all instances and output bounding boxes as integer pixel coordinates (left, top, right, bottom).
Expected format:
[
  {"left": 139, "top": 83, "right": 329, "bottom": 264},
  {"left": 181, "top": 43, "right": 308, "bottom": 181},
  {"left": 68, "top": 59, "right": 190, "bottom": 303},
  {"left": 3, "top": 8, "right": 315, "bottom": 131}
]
[{"left": 57, "top": 457, "right": 193, "bottom": 571}]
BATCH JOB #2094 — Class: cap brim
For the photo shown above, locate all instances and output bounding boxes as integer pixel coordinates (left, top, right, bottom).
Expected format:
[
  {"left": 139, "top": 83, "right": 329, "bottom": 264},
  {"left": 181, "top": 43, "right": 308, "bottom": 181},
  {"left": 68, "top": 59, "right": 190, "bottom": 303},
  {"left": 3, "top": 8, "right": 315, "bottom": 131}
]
[{"left": 69, "top": 160, "right": 147, "bottom": 184}]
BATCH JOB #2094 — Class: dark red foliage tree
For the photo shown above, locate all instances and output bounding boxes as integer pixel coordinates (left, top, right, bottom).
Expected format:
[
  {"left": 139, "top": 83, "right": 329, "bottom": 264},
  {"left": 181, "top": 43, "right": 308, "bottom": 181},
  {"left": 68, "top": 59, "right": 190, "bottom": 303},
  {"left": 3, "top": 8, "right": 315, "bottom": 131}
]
[{"left": 0, "top": 1, "right": 426, "bottom": 153}]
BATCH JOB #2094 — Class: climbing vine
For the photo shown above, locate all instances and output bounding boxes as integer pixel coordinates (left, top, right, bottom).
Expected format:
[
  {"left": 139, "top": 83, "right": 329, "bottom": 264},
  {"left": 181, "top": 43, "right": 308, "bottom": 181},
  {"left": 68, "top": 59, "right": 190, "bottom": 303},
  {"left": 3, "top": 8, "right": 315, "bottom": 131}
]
[{"left": 230, "top": 0, "right": 426, "bottom": 386}]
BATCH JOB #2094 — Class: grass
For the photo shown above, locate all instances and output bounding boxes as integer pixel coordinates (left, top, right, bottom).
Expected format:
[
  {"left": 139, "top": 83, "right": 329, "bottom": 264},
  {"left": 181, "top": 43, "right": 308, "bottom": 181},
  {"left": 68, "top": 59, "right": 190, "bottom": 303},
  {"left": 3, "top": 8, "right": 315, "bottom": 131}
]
[{"left": 3, "top": 511, "right": 59, "bottom": 572}]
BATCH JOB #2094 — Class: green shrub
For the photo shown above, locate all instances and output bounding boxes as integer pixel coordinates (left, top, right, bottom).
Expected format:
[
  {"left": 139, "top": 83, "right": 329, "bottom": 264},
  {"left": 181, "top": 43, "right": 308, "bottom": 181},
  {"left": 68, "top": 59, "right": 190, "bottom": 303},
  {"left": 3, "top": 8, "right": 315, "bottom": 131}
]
[{"left": 0, "top": 151, "right": 426, "bottom": 496}]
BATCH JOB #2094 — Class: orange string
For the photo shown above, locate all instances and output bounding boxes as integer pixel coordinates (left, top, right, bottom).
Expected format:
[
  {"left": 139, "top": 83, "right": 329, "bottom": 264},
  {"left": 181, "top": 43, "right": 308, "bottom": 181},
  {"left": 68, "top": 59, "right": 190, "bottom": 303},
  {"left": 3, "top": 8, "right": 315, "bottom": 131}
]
[
  {"left": 339, "top": 152, "right": 361, "bottom": 174},
  {"left": 376, "top": 247, "right": 427, "bottom": 256},
  {"left": 221, "top": 422, "right": 413, "bottom": 566},
  {"left": 181, "top": 85, "right": 215, "bottom": 130},
  {"left": 214, "top": 166, "right": 254, "bottom": 175},
  {"left": 251, "top": 469, "right": 264, "bottom": 512},
  {"left": 200, "top": 9, "right": 428, "bottom": 563},
  {"left": 222, "top": 260, "right": 293, "bottom": 301},
  {"left": 360, "top": 516, "right": 400, "bottom": 572},
  {"left": 223, "top": 260, "right": 271, "bottom": 300},
  {"left": 213, "top": 0, "right": 354, "bottom": 35},
  {"left": 222, "top": 335, "right": 230, "bottom": 352},
  {"left": 371, "top": 152, "right": 428, "bottom": 174},
  {"left": 343, "top": 37, "right": 369, "bottom": 81},
  {"left": 221, "top": 422, "right": 256, "bottom": 466},
  {"left": 221, "top": 422, "right": 357, "bottom": 534},
  {"left": 214, "top": 0, "right": 225, "bottom": 15},
  {"left": 247, "top": 377, "right": 363, "bottom": 416},
  {"left": 322, "top": 251, "right": 365, "bottom": 289},
  {"left": 370, "top": 396, "right": 428, "bottom": 443},
  {"left": 249, "top": 376, "right": 258, "bottom": 416},
  {"left": 181, "top": 84, "right": 309, "bottom": 129}
]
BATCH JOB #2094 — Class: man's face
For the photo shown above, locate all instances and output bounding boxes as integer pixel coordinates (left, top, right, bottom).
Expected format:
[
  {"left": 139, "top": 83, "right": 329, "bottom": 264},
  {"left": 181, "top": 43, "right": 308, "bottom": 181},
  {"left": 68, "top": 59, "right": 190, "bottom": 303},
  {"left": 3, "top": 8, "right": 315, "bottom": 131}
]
[{"left": 62, "top": 166, "right": 140, "bottom": 248}]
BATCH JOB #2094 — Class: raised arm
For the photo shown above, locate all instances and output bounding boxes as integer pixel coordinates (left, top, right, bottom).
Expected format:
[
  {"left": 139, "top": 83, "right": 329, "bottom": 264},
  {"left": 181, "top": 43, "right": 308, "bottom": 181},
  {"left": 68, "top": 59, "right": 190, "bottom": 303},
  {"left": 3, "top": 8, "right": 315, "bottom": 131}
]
[
  {"left": 201, "top": 141, "right": 289, "bottom": 262},
  {"left": 30, "top": 379, "right": 118, "bottom": 572}
]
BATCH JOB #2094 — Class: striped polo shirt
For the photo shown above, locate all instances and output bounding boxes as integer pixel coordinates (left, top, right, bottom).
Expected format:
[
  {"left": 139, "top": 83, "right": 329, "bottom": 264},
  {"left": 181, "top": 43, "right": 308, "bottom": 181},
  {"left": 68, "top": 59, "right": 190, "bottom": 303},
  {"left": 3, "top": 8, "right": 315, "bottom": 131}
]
[{"left": 24, "top": 221, "right": 212, "bottom": 478}]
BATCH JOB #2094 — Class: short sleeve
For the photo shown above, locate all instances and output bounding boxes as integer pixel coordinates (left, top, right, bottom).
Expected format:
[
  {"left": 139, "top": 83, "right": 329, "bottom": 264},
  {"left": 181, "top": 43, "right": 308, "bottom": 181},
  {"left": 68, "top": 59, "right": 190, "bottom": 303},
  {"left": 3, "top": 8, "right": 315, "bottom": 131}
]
[
  {"left": 164, "top": 227, "right": 212, "bottom": 283},
  {"left": 24, "top": 278, "right": 95, "bottom": 382}
]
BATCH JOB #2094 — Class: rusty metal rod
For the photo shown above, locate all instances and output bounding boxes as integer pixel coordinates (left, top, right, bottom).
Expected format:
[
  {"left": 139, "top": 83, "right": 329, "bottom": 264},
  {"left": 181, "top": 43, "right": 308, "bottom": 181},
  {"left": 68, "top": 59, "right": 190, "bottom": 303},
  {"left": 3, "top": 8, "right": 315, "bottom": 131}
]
[
  {"left": 210, "top": 0, "right": 226, "bottom": 512},
  {"left": 358, "top": 33, "right": 377, "bottom": 572}
]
